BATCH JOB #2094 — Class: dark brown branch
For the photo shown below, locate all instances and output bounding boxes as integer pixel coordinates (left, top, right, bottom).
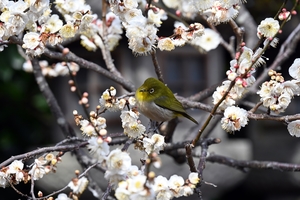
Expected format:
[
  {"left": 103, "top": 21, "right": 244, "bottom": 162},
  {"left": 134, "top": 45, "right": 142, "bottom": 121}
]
[
  {"left": 188, "top": 82, "right": 222, "bottom": 102},
  {"left": 43, "top": 48, "right": 135, "bottom": 92},
  {"left": 121, "top": 138, "right": 134, "bottom": 151},
  {"left": 0, "top": 142, "right": 88, "bottom": 168},
  {"left": 185, "top": 144, "right": 197, "bottom": 173},
  {"left": 248, "top": 112, "right": 300, "bottom": 122},
  {"left": 32, "top": 58, "right": 77, "bottom": 138},
  {"left": 151, "top": 51, "right": 164, "bottom": 82},
  {"left": 8, "top": 36, "right": 135, "bottom": 92},
  {"left": 195, "top": 138, "right": 221, "bottom": 199},
  {"left": 206, "top": 154, "right": 300, "bottom": 172},
  {"left": 228, "top": 19, "right": 244, "bottom": 51}
]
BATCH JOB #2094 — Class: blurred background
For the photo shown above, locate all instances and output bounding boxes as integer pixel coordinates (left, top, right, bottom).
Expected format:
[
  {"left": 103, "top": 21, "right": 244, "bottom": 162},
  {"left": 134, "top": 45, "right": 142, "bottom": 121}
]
[{"left": 1, "top": 0, "right": 300, "bottom": 199}]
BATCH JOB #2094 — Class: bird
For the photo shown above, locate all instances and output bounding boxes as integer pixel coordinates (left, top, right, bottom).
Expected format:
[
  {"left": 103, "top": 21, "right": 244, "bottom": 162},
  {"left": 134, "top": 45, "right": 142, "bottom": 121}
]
[{"left": 135, "top": 77, "right": 198, "bottom": 124}]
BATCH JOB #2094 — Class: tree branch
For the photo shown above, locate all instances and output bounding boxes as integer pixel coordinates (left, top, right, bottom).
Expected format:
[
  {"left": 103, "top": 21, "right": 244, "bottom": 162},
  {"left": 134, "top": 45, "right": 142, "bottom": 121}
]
[
  {"left": 0, "top": 142, "right": 88, "bottom": 168},
  {"left": 206, "top": 154, "right": 300, "bottom": 172}
]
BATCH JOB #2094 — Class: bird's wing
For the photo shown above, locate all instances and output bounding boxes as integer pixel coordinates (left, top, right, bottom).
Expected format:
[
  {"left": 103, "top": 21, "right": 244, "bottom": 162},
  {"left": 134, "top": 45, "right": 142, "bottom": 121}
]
[{"left": 154, "top": 95, "right": 186, "bottom": 114}]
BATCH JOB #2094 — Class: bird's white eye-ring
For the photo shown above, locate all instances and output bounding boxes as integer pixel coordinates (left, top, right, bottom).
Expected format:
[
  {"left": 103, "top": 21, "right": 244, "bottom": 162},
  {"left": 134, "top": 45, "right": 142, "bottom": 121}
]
[{"left": 149, "top": 88, "right": 155, "bottom": 93}]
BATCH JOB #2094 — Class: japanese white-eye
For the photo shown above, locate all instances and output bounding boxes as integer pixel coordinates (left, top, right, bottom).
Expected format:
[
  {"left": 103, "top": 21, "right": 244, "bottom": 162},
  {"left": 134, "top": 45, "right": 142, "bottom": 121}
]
[{"left": 135, "top": 78, "right": 198, "bottom": 124}]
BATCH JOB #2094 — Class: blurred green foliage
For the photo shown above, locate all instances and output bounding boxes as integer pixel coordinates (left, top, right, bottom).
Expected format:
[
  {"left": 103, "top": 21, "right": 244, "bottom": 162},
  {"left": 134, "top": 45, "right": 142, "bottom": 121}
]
[{"left": 0, "top": 46, "right": 52, "bottom": 159}]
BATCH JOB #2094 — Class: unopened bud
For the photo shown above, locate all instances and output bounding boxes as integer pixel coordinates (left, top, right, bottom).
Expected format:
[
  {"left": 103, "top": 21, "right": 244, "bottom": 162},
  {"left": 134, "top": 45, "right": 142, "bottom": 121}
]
[{"left": 38, "top": 191, "right": 43, "bottom": 197}]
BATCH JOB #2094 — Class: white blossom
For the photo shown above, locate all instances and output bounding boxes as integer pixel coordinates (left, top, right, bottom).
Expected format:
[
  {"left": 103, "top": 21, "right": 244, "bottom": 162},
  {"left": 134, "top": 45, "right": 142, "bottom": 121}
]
[
  {"left": 205, "top": 1, "right": 239, "bottom": 25},
  {"left": 142, "top": 134, "right": 165, "bottom": 154},
  {"left": 153, "top": 175, "right": 169, "bottom": 192},
  {"left": 115, "top": 181, "right": 131, "bottom": 200},
  {"left": 55, "top": 193, "right": 72, "bottom": 200},
  {"left": 288, "top": 58, "right": 300, "bottom": 80},
  {"left": 257, "top": 18, "right": 280, "bottom": 39},
  {"left": 42, "top": 14, "right": 63, "bottom": 33},
  {"left": 99, "top": 88, "right": 120, "bottom": 111},
  {"left": 22, "top": 32, "right": 40, "bottom": 50},
  {"left": 80, "top": 119, "right": 97, "bottom": 137},
  {"left": 157, "top": 38, "right": 175, "bottom": 51},
  {"left": 68, "top": 176, "right": 89, "bottom": 195},
  {"left": 188, "top": 172, "right": 200, "bottom": 185},
  {"left": 7, "top": 160, "right": 24, "bottom": 174},
  {"left": 87, "top": 137, "right": 110, "bottom": 162},
  {"left": 127, "top": 174, "right": 147, "bottom": 193},
  {"left": 221, "top": 106, "right": 249, "bottom": 132},
  {"left": 191, "top": 28, "right": 220, "bottom": 52},
  {"left": 105, "top": 149, "right": 132, "bottom": 175},
  {"left": 0, "top": 172, "right": 8, "bottom": 188},
  {"left": 7, "top": 160, "right": 24, "bottom": 183},
  {"left": 121, "top": 110, "right": 145, "bottom": 138},
  {"left": 287, "top": 120, "right": 300, "bottom": 137},
  {"left": 28, "top": 158, "right": 47, "bottom": 180},
  {"left": 168, "top": 174, "right": 185, "bottom": 197}
]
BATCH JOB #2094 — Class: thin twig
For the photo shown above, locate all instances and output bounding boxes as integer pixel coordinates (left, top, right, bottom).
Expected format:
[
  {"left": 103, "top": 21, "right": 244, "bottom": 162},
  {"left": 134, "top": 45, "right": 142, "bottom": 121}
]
[
  {"left": 249, "top": 102, "right": 263, "bottom": 113},
  {"left": 121, "top": 139, "right": 134, "bottom": 151},
  {"left": 195, "top": 138, "right": 221, "bottom": 199},
  {"left": 185, "top": 144, "right": 197, "bottom": 173},
  {"left": 206, "top": 154, "right": 300, "bottom": 172},
  {"left": 151, "top": 51, "right": 164, "bottom": 82},
  {"left": 8, "top": 180, "right": 31, "bottom": 198},
  {"left": 101, "top": 183, "right": 113, "bottom": 200},
  {"left": 228, "top": 19, "right": 244, "bottom": 51},
  {"left": 36, "top": 162, "right": 99, "bottom": 200},
  {"left": 30, "top": 177, "right": 36, "bottom": 200},
  {"left": 191, "top": 81, "right": 235, "bottom": 146}
]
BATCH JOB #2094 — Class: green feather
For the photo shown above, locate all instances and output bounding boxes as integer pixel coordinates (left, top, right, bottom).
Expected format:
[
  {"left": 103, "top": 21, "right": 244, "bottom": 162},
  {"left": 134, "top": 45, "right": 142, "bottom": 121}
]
[{"left": 146, "top": 78, "right": 198, "bottom": 124}]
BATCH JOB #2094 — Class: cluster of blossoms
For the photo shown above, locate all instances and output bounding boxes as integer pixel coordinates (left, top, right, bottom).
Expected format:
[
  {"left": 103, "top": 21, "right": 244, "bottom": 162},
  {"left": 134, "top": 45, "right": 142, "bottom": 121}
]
[
  {"left": 98, "top": 87, "right": 198, "bottom": 199},
  {"left": 75, "top": 10, "right": 123, "bottom": 52},
  {"left": 158, "top": 22, "right": 221, "bottom": 52},
  {"left": 115, "top": 172, "right": 200, "bottom": 200},
  {"left": 0, "top": 153, "right": 61, "bottom": 188},
  {"left": 22, "top": 60, "right": 79, "bottom": 77},
  {"left": 213, "top": 9, "right": 299, "bottom": 133},
  {"left": 257, "top": 58, "right": 300, "bottom": 137},
  {"left": 99, "top": 86, "right": 147, "bottom": 138},
  {"left": 56, "top": 171, "right": 89, "bottom": 200},
  {"left": 162, "top": 0, "right": 243, "bottom": 23},
  {"left": 99, "top": 86, "right": 136, "bottom": 111},
  {"left": 75, "top": 87, "right": 199, "bottom": 199},
  {"left": 213, "top": 46, "right": 261, "bottom": 110},
  {"left": 104, "top": 148, "right": 199, "bottom": 200},
  {"left": 74, "top": 109, "right": 111, "bottom": 162},
  {"left": 162, "top": 0, "right": 198, "bottom": 18},
  {"left": 75, "top": 87, "right": 192, "bottom": 199},
  {"left": 257, "top": 59, "right": 300, "bottom": 114},
  {"left": 0, "top": 0, "right": 122, "bottom": 55},
  {"left": 196, "top": 0, "right": 242, "bottom": 25},
  {"left": 109, "top": 0, "right": 166, "bottom": 55},
  {"left": 121, "top": 110, "right": 146, "bottom": 138},
  {"left": 257, "top": 69, "right": 299, "bottom": 114}
]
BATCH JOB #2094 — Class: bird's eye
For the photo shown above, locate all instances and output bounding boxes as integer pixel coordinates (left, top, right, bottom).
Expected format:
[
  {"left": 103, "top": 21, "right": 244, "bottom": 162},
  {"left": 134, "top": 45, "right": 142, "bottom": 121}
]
[{"left": 149, "top": 88, "right": 155, "bottom": 94}]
